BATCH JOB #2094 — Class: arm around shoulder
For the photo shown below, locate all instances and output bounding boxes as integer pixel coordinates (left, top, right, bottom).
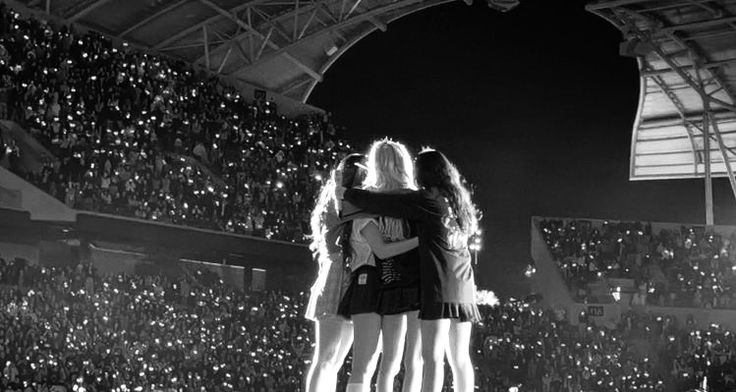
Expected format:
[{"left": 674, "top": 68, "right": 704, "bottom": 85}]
[
  {"left": 343, "top": 189, "right": 427, "bottom": 221},
  {"left": 360, "top": 221, "right": 419, "bottom": 259}
]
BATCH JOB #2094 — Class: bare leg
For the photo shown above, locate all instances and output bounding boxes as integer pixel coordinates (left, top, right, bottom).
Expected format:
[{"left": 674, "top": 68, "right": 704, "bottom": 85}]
[
  {"left": 376, "top": 313, "right": 407, "bottom": 392},
  {"left": 306, "top": 317, "right": 354, "bottom": 392},
  {"left": 445, "top": 320, "right": 474, "bottom": 392},
  {"left": 420, "top": 319, "right": 451, "bottom": 392},
  {"left": 347, "top": 312, "right": 382, "bottom": 392},
  {"left": 401, "top": 311, "right": 422, "bottom": 392}
]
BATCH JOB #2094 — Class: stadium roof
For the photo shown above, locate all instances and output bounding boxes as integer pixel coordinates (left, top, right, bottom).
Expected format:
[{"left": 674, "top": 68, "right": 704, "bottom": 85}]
[
  {"left": 12, "top": 0, "right": 517, "bottom": 104},
  {"left": 587, "top": 0, "right": 736, "bottom": 184}
]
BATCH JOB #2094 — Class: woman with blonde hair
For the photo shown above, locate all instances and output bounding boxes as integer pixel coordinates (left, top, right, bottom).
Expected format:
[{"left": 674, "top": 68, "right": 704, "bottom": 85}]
[
  {"left": 339, "top": 139, "right": 423, "bottom": 392},
  {"left": 338, "top": 149, "right": 481, "bottom": 392},
  {"left": 304, "top": 153, "right": 365, "bottom": 392}
]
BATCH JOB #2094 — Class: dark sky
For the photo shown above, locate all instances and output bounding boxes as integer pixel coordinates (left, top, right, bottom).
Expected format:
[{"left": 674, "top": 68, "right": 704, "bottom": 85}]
[{"left": 308, "top": 0, "right": 736, "bottom": 296}]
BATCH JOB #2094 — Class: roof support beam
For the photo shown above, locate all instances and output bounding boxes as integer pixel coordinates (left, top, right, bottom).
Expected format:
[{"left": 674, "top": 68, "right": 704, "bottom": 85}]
[
  {"left": 708, "top": 109, "right": 736, "bottom": 201},
  {"left": 647, "top": 69, "right": 701, "bottom": 171},
  {"left": 643, "top": 37, "right": 736, "bottom": 112},
  {"left": 346, "top": 0, "right": 363, "bottom": 19},
  {"left": 198, "top": 0, "right": 322, "bottom": 81},
  {"left": 586, "top": 0, "right": 718, "bottom": 11},
  {"left": 251, "top": 7, "right": 293, "bottom": 43},
  {"left": 642, "top": 63, "right": 736, "bottom": 168},
  {"left": 278, "top": 77, "right": 312, "bottom": 95},
  {"left": 217, "top": 47, "right": 233, "bottom": 74},
  {"left": 154, "top": 0, "right": 264, "bottom": 50},
  {"left": 158, "top": 40, "right": 229, "bottom": 51},
  {"left": 118, "top": 0, "right": 190, "bottom": 38},
  {"left": 293, "top": 0, "right": 300, "bottom": 41},
  {"left": 203, "top": 26, "right": 211, "bottom": 71},
  {"left": 586, "top": 0, "right": 661, "bottom": 11},
  {"left": 67, "top": 0, "right": 115, "bottom": 23},
  {"left": 695, "top": 53, "right": 736, "bottom": 205},
  {"left": 659, "top": 15, "right": 736, "bottom": 35},
  {"left": 641, "top": 58, "right": 736, "bottom": 77},
  {"left": 228, "top": 0, "right": 423, "bottom": 77},
  {"left": 298, "top": 8, "right": 318, "bottom": 39},
  {"left": 618, "top": 8, "right": 736, "bottom": 109},
  {"left": 256, "top": 27, "right": 274, "bottom": 59},
  {"left": 211, "top": 28, "right": 252, "bottom": 65}
]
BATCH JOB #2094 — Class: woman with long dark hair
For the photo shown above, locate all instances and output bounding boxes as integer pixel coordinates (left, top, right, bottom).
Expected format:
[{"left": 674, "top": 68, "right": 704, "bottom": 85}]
[
  {"left": 304, "top": 154, "right": 365, "bottom": 392},
  {"left": 337, "top": 149, "right": 480, "bottom": 392}
]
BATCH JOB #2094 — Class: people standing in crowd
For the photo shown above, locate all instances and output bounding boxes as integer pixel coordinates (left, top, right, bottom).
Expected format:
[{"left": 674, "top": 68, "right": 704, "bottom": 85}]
[{"left": 339, "top": 149, "right": 481, "bottom": 392}]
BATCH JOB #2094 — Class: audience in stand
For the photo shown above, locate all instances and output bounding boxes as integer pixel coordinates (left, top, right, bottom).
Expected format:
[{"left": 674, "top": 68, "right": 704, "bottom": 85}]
[
  {"left": 0, "top": 254, "right": 316, "bottom": 392},
  {"left": 475, "top": 301, "right": 666, "bottom": 392},
  {"left": 14, "top": 252, "right": 736, "bottom": 391},
  {"left": 0, "top": 4, "right": 351, "bottom": 242},
  {"left": 540, "top": 219, "right": 736, "bottom": 308}
]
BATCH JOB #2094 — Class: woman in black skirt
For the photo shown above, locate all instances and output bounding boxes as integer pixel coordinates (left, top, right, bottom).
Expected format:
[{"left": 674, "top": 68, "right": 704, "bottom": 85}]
[
  {"left": 338, "top": 140, "right": 421, "bottom": 392},
  {"left": 338, "top": 149, "right": 480, "bottom": 392}
]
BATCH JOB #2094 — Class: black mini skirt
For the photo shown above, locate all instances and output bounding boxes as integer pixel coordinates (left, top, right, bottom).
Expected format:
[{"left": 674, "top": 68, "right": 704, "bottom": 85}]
[{"left": 337, "top": 265, "right": 380, "bottom": 317}]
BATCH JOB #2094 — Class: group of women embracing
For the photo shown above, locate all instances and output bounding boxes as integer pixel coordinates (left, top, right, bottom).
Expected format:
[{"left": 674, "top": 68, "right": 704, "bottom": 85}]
[{"left": 304, "top": 139, "right": 480, "bottom": 392}]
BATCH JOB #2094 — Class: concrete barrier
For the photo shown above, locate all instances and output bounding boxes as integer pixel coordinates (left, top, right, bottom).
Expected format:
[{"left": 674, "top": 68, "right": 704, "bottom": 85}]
[{"left": 0, "top": 166, "right": 75, "bottom": 222}]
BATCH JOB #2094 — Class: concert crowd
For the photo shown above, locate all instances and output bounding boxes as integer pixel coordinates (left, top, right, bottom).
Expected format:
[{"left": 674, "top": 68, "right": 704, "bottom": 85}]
[
  {"left": 539, "top": 219, "right": 736, "bottom": 308},
  {"left": 5, "top": 252, "right": 735, "bottom": 391},
  {"left": 0, "top": 4, "right": 350, "bottom": 242}
]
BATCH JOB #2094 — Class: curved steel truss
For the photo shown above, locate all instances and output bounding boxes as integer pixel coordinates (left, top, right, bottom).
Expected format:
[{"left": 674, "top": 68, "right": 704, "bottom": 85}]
[
  {"left": 588, "top": 0, "right": 736, "bottom": 224},
  {"left": 16, "top": 0, "right": 518, "bottom": 103}
]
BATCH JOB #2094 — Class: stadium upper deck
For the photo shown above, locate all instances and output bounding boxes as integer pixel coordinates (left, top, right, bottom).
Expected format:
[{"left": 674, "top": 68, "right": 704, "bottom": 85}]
[{"left": 8, "top": 0, "right": 518, "bottom": 106}]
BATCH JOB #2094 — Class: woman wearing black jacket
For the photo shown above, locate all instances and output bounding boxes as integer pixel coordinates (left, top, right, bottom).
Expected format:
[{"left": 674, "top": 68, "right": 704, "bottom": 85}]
[{"left": 337, "top": 149, "right": 480, "bottom": 392}]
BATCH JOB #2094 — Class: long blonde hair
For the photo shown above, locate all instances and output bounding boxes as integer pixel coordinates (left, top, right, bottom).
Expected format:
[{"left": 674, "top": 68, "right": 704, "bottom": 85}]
[
  {"left": 363, "top": 138, "right": 416, "bottom": 192},
  {"left": 309, "top": 173, "right": 338, "bottom": 258},
  {"left": 363, "top": 139, "right": 416, "bottom": 241}
]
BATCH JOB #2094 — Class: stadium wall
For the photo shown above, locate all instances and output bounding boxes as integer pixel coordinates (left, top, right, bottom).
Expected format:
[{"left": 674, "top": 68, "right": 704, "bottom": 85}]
[
  {"left": 0, "top": 166, "right": 76, "bottom": 222},
  {"left": 181, "top": 259, "right": 246, "bottom": 291},
  {"left": 643, "top": 305, "right": 736, "bottom": 331},
  {"left": 529, "top": 217, "right": 576, "bottom": 321},
  {"left": 88, "top": 244, "right": 147, "bottom": 276},
  {"left": 0, "top": 241, "right": 39, "bottom": 264},
  {"left": 0, "top": 120, "right": 57, "bottom": 172}
]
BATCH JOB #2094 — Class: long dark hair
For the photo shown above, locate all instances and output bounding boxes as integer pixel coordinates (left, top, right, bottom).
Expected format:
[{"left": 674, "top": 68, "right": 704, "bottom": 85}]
[
  {"left": 338, "top": 154, "right": 367, "bottom": 267},
  {"left": 308, "top": 153, "right": 366, "bottom": 292},
  {"left": 416, "top": 149, "right": 478, "bottom": 236},
  {"left": 309, "top": 153, "right": 366, "bottom": 257}
]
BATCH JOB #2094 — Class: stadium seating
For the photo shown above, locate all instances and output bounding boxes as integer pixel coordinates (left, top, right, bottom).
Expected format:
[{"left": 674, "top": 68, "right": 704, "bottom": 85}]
[
  {"left": 0, "top": 253, "right": 688, "bottom": 392},
  {"left": 0, "top": 4, "right": 351, "bottom": 243},
  {"left": 538, "top": 218, "right": 736, "bottom": 309}
]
